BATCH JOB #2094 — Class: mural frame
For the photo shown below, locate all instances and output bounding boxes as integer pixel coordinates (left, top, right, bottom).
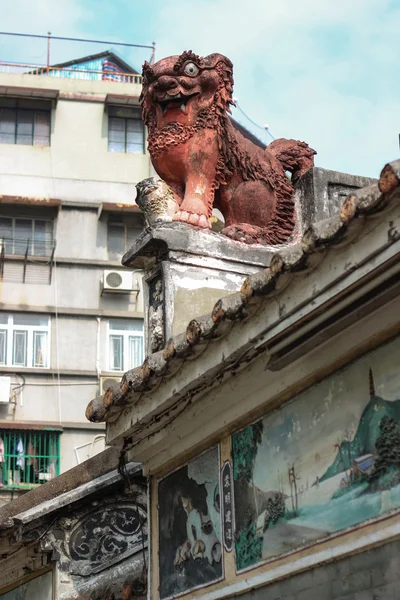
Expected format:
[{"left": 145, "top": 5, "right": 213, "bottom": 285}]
[
  {"left": 231, "top": 335, "right": 400, "bottom": 575},
  {"left": 157, "top": 444, "right": 224, "bottom": 600}
]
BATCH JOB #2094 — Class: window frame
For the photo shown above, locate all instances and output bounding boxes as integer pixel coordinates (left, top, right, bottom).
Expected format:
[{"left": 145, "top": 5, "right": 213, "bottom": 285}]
[
  {"left": 107, "top": 216, "right": 143, "bottom": 257},
  {"left": 0, "top": 314, "right": 51, "bottom": 369},
  {"left": 107, "top": 320, "right": 144, "bottom": 373},
  {"left": 0, "top": 214, "right": 54, "bottom": 257},
  {"left": 107, "top": 105, "right": 145, "bottom": 155},
  {"left": 0, "top": 104, "right": 51, "bottom": 147}
]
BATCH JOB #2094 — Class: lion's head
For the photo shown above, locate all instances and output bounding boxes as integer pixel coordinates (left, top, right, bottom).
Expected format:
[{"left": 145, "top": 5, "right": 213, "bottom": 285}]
[{"left": 140, "top": 50, "right": 234, "bottom": 130}]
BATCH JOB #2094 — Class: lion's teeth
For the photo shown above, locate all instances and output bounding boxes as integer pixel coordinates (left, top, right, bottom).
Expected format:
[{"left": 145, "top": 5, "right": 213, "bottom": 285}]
[{"left": 180, "top": 103, "right": 186, "bottom": 112}]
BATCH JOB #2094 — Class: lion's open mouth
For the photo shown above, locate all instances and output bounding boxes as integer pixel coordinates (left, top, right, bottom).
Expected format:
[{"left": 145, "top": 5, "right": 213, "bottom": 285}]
[{"left": 157, "top": 92, "right": 199, "bottom": 115}]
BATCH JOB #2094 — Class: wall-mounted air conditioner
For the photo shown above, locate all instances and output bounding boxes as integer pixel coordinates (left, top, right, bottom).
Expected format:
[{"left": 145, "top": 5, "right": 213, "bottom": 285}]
[
  {"left": 0, "top": 376, "right": 11, "bottom": 404},
  {"left": 101, "top": 270, "right": 138, "bottom": 294},
  {"left": 100, "top": 376, "right": 121, "bottom": 395}
]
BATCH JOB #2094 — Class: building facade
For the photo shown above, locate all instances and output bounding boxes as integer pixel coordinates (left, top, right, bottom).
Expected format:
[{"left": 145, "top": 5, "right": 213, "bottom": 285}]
[
  {"left": 0, "top": 51, "right": 150, "bottom": 504},
  {"left": 87, "top": 161, "right": 400, "bottom": 599}
]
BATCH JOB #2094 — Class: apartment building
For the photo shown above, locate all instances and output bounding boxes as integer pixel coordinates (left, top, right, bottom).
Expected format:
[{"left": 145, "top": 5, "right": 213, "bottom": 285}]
[{"left": 0, "top": 50, "right": 150, "bottom": 504}]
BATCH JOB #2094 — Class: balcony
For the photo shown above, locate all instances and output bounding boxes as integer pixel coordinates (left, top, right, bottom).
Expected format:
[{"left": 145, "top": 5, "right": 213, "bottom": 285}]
[
  {"left": 0, "top": 236, "right": 57, "bottom": 284},
  {"left": 0, "top": 427, "right": 61, "bottom": 490},
  {"left": 0, "top": 61, "right": 142, "bottom": 84}
]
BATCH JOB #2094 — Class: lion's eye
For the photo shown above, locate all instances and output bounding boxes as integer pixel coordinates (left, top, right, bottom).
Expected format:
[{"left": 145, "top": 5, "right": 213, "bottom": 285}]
[{"left": 183, "top": 62, "right": 199, "bottom": 76}]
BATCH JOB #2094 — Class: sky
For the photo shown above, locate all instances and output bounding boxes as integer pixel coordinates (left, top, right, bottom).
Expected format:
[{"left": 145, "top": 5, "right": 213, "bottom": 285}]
[{"left": 1, "top": 0, "right": 399, "bottom": 177}]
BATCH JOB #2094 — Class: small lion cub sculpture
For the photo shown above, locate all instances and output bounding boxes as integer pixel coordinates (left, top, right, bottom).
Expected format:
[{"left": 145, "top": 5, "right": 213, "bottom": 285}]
[{"left": 140, "top": 50, "right": 316, "bottom": 245}]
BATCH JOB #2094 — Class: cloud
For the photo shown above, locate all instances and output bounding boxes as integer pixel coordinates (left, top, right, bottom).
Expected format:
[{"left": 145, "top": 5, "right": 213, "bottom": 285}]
[
  {"left": 154, "top": 0, "right": 400, "bottom": 176},
  {"left": 0, "top": 0, "right": 91, "bottom": 64},
  {"left": 1, "top": 0, "right": 398, "bottom": 176}
]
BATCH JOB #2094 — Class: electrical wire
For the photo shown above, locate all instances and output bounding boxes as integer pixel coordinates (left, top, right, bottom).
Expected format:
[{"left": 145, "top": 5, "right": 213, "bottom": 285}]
[
  {"left": 10, "top": 373, "right": 25, "bottom": 393},
  {"left": 234, "top": 102, "right": 276, "bottom": 141},
  {"left": 53, "top": 257, "right": 62, "bottom": 425},
  {"left": 0, "top": 31, "right": 153, "bottom": 50},
  {"left": 118, "top": 453, "right": 147, "bottom": 594}
]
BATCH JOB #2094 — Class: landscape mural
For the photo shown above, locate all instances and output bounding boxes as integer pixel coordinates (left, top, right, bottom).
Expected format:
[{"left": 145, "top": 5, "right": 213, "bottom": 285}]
[
  {"left": 232, "top": 336, "right": 400, "bottom": 571},
  {"left": 158, "top": 446, "right": 222, "bottom": 599}
]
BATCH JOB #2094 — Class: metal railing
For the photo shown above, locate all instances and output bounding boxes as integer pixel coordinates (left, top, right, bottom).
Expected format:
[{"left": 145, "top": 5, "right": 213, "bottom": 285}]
[
  {"left": 0, "top": 428, "right": 61, "bottom": 489},
  {"left": 0, "top": 61, "right": 142, "bottom": 84},
  {"left": 0, "top": 237, "right": 57, "bottom": 284},
  {"left": 0, "top": 236, "right": 55, "bottom": 258}
]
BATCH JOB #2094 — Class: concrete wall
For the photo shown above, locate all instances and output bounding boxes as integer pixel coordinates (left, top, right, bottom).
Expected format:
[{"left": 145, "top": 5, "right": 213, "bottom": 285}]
[
  {"left": 239, "top": 539, "right": 400, "bottom": 600},
  {"left": 0, "top": 69, "right": 149, "bottom": 488},
  {"left": 61, "top": 428, "right": 106, "bottom": 472},
  {"left": 0, "top": 72, "right": 150, "bottom": 203}
]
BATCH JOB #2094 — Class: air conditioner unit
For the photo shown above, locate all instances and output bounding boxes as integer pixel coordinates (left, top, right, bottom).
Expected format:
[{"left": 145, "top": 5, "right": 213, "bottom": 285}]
[
  {"left": 101, "top": 270, "right": 137, "bottom": 294},
  {"left": 100, "top": 376, "right": 121, "bottom": 395},
  {"left": 0, "top": 376, "right": 11, "bottom": 404}
]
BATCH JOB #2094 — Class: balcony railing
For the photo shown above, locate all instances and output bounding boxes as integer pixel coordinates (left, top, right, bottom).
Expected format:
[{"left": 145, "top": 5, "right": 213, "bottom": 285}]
[
  {"left": 0, "top": 428, "right": 61, "bottom": 490},
  {"left": 0, "top": 237, "right": 57, "bottom": 284},
  {"left": 0, "top": 61, "right": 142, "bottom": 84},
  {"left": 0, "top": 236, "right": 56, "bottom": 258}
]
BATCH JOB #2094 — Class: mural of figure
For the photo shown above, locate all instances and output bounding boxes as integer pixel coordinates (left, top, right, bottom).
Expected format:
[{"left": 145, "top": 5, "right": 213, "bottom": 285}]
[
  {"left": 174, "top": 494, "right": 222, "bottom": 567},
  {"left": 158, "top": 447, "right": 222, "bottom": 599}
]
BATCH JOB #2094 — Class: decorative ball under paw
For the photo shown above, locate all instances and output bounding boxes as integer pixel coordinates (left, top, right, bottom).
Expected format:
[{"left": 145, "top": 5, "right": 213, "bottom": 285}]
[{"left": 135, "top": 177, "right": 178, "bottom": 227}]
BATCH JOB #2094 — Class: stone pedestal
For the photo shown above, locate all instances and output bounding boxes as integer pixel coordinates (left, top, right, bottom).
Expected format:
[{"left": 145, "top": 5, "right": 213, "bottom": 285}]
[
  {"left": 123, "top": 168, "right": 376, "bottom": 355},
  {"left": 122, "top": 222, "right": 273, "bottom": 353}
]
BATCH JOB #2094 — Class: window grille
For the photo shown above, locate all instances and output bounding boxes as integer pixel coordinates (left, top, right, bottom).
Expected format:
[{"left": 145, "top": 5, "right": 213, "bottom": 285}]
[{"left": 0, "top": 428, "right": 61, "bottom": 489}]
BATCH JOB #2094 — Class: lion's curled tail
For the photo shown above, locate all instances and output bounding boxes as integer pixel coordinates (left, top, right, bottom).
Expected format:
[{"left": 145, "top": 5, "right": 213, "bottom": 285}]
[{"left": 267, "top": 139, "right": 316, "bottom": 184}]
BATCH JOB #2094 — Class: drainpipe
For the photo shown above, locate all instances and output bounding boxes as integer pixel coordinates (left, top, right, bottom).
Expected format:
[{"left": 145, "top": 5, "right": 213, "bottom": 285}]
[{"left": 96, "top": 317, "right": 101, "bottom": 380}]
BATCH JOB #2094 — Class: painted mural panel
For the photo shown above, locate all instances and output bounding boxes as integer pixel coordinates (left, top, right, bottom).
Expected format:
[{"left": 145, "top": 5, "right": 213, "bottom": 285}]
[
  {"left": 158, "top": 446, "right": 223, "bottom": 599},
  {"left": 232, "top": 336, "right": 400, "bottom": 571},
  {"left": 0, "top": 571, "right": 52, "bottom": 600}
]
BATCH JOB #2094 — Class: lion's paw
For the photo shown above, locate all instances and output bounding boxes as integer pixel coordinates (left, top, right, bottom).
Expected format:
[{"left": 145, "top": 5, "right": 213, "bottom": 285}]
[{"left": 173, "top": 211, "right": 211, "bottom": 229}]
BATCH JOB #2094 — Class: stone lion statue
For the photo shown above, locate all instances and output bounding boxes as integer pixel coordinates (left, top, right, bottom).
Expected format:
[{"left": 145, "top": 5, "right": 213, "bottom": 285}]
[{"left": 140, "top": 50, "right": 316, "bottom": 245}]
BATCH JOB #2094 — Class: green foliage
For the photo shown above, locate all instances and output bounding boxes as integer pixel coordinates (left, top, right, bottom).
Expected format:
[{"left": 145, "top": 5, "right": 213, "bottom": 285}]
[
  {"left": 264, "top": 494, "right": 286, "bottom": 530},
  {"left": 235, "top": 522, "right": 263, "bottom": 571},
  {"left": 370, "top": 416, "right": 400, "bottom": 479},
  {"left": 368, "top": 464, "right": 400, "bottom": 493},
  {"left": 232, "top": 421, "right": 264, "bottom": 482}
]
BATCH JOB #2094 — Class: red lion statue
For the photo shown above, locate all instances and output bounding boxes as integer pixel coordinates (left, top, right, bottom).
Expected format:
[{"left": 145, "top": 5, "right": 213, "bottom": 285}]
[{"left": 140, "top": 51, "right": 316, "bottom": 245}]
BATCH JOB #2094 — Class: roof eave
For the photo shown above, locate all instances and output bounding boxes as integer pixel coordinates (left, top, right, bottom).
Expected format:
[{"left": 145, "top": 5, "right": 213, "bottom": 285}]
[{"left": 85, "top": 160, "right": 400, "bottom": 468}]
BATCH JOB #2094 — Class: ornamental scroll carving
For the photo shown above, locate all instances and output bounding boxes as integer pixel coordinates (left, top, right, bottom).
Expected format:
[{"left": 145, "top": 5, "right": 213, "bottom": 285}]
[{"left": 67, "top": 503, "right": 147, "bottom": 576}]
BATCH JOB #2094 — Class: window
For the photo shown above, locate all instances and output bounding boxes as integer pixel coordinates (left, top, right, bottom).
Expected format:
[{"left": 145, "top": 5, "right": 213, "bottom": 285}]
[
  {"left": 108, "top": 106, "right": 144, "bottom": 154},
  {"left": 107, "top": 214, "right": 143, "bottom": 257},
  {"left": 0, "top": 314, "right": 50, "bottom": 368},
  {"left": 0, "top": 98, "right": 50, "bottom": 147},
  {"left": 0, "top": 215, "right": 53, "bottom": 256},
  {"left": 0, "top": 428, "right": 60, "bottom": 489},
  {"left": 108, "top": 319, "right": 144, "bottom": 372}
]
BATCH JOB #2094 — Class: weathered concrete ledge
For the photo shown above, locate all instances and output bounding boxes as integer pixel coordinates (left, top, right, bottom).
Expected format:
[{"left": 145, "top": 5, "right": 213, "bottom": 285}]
[{"left": 122, "top": 221, "right": 275, "bottom": 271}]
